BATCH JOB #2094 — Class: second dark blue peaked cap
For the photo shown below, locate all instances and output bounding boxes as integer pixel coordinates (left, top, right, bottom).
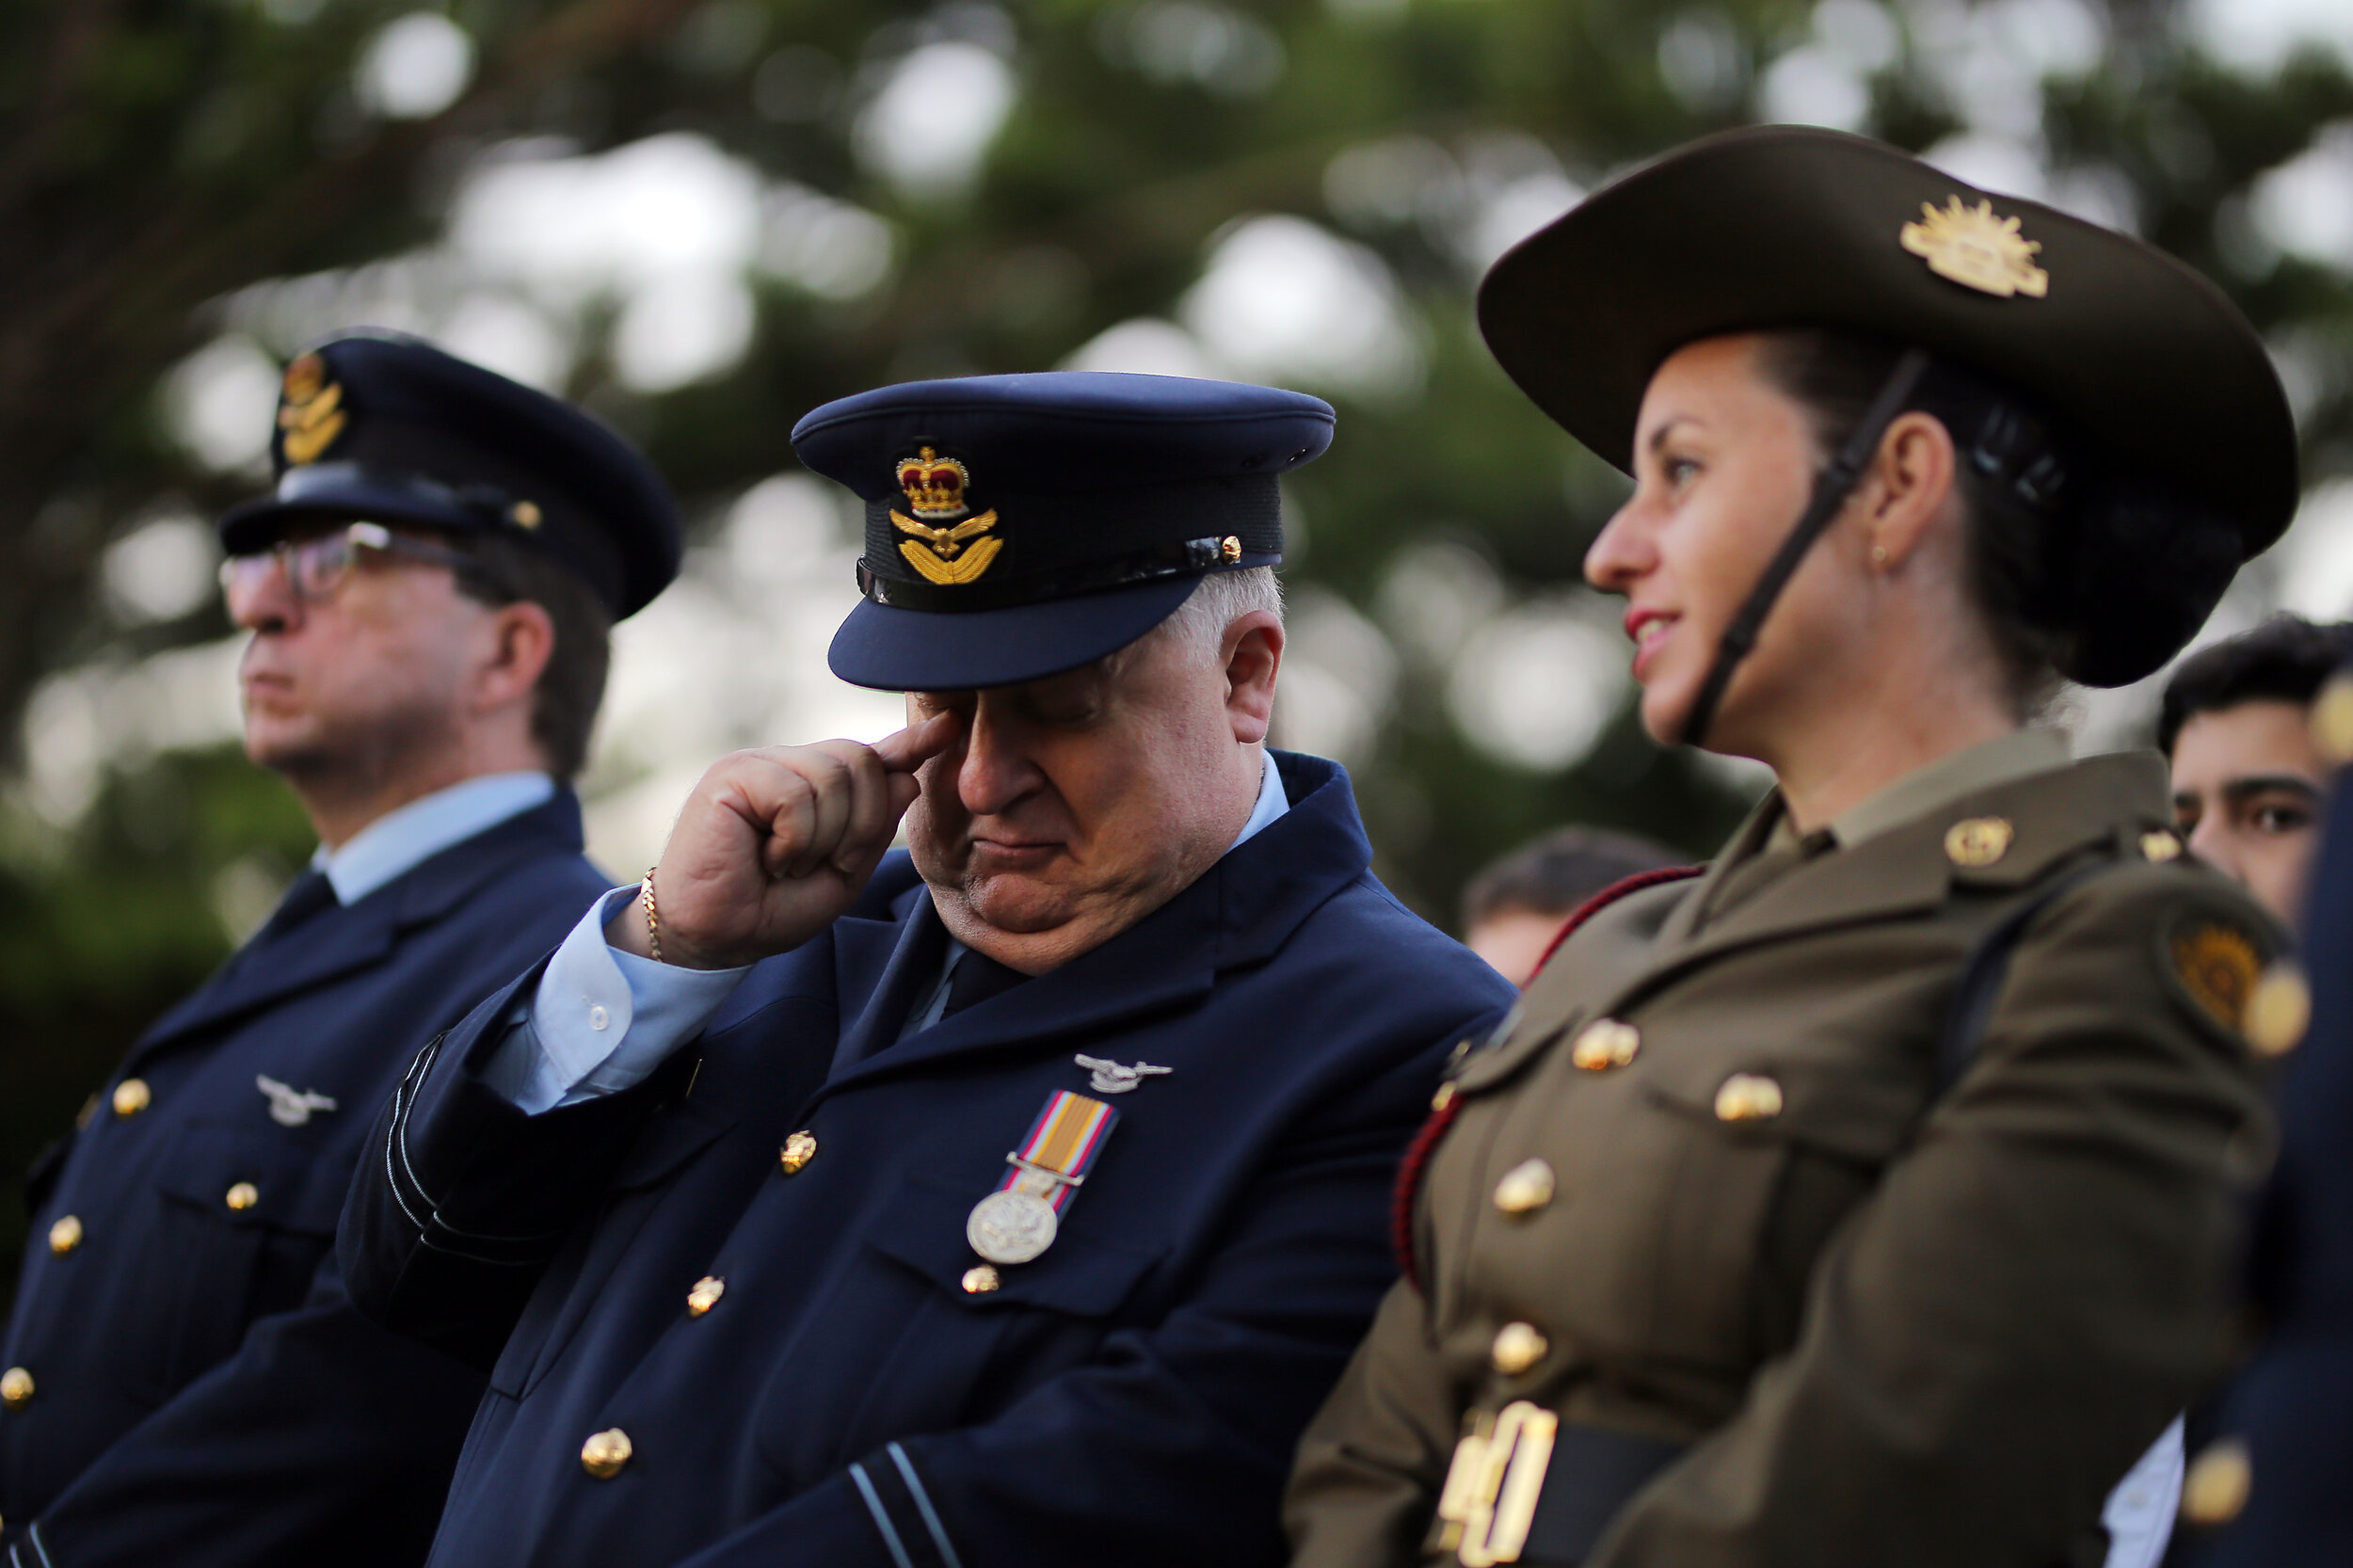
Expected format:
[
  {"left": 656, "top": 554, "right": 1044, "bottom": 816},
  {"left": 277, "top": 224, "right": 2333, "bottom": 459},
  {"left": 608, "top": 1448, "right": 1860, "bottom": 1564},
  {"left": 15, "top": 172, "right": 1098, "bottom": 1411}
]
[
  {"left": 218, "top": 330, "right": 682, "bottom": 619},
  {"left": 794, "top": 372, "right": 1334, "bottom": 691}
]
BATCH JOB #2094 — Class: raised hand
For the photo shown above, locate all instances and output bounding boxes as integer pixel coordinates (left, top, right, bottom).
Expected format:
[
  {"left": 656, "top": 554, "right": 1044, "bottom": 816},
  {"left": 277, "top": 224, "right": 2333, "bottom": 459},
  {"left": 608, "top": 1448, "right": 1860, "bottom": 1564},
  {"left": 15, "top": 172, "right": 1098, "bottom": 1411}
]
[{"left": 613, "top": 712, "right": 963, "bottom": 968}]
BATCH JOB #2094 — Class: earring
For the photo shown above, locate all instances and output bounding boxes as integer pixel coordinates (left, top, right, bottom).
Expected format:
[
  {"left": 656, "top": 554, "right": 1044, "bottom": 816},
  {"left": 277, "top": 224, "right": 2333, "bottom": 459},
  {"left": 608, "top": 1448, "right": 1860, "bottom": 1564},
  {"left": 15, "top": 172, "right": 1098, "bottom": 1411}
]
[{"left": 1869, "top": 542, "right": 1888, "bottom": 565}]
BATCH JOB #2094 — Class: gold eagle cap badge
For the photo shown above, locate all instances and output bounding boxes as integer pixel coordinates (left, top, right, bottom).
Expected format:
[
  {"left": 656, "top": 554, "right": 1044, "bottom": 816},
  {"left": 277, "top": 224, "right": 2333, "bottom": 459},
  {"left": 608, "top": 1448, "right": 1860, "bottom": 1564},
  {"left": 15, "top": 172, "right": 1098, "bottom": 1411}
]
[
  {"left": 277, "top": 353, "right": 348, "bottom": 466},
  {"left": 890, "top": 446, "right": 1002, "bottom": 586},
  {"left": 1899, "top": 196, "right": 2050, "bottom": 300}
]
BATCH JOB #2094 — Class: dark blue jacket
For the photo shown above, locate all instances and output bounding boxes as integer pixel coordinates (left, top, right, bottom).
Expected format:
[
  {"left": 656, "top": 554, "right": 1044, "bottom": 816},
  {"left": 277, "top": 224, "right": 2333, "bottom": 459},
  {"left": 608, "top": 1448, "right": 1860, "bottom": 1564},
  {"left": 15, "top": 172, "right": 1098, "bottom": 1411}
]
[
  {"left": 2197, "top": 764, "right": 2353, "bottom": 1564},
  {"left": 341, "top": 753, "right": 1513, "bottom": 1568},
  {"left": 3, "top": 792, "right": 610, "bottom": 1568}
]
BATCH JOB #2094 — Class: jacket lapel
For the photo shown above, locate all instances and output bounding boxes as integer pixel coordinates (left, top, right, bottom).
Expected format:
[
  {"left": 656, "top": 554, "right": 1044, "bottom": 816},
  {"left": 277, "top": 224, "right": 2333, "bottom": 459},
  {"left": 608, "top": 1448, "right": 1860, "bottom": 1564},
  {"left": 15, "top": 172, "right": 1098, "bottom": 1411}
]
[
  {"left": 829, "top": 891, "right": 952, "bottom": 1072},
  {"left": 128, "top": 792, "right": 588, "bottom": 1064},
  {"left": 821, "top": 750, "right": 1372, "bottom": 1089},
  {"left": 1589, "top": 753, "right": 2159, "bottom": 1020},
  {"left": 826, "top": 872, "right": 1223, "bottom": 1088}
]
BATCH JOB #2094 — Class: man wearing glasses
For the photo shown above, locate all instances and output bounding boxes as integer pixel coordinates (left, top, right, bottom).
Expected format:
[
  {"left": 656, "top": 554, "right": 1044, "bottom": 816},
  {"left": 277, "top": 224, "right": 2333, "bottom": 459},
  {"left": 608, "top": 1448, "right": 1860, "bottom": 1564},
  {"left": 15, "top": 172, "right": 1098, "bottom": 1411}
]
[{"left": 0, "top": 331, "right": 679, "bottom": 1568}]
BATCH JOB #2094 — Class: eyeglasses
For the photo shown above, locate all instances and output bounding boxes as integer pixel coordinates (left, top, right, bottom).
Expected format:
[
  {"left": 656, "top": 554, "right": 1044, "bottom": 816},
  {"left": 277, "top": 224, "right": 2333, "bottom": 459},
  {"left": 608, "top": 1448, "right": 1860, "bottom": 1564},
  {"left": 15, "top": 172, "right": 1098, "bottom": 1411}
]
[{"left": 218, "top": 521, "right": 488, "bottom": 607}]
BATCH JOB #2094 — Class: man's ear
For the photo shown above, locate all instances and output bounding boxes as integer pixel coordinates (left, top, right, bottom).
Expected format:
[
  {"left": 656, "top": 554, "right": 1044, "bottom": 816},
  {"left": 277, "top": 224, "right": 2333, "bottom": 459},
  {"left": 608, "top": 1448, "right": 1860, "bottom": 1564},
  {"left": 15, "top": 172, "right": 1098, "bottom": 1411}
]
[
  {"left": 1858, "top": 409, "right": 1959, "bottom": 569},
  {"left": 473, "top": 599, "right": 555, "bottom": 717},
  {"left": 1220, "top": 611, "right": 1283, "bottom": 744}
]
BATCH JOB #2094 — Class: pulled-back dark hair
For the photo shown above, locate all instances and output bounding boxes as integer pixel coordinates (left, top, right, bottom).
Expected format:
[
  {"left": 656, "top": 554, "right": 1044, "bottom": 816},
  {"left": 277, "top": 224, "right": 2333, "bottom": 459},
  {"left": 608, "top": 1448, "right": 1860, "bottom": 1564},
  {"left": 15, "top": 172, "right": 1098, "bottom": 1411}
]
[
  {"left": 443, "top": 531, "right": 614, "bottom": 780},
  {"left": 1755, "top": 329, "right": 2246, "bottom": 708},
  {"left": 2157, "top": 614, "right": 2353, "bottom": 757}
]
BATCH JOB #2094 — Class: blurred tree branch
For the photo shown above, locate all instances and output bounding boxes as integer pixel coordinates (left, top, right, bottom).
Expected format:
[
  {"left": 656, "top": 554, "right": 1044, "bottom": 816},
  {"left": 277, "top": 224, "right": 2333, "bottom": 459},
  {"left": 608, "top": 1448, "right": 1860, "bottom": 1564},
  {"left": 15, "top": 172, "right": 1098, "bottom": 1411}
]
[{"left": 0, "top": 0, "right": 705, "bottom": 766}]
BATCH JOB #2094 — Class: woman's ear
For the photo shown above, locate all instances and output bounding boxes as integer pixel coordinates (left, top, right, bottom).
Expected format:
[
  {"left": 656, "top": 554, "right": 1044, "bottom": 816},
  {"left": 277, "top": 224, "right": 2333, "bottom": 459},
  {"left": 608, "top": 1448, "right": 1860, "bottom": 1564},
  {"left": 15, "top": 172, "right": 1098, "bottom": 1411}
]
[
  {"left": 1860, "top": 410, "right": 1959, "bottom": 570},
  {"left": 1220, "top": 610, "right": 1284, "bottom": 745}
]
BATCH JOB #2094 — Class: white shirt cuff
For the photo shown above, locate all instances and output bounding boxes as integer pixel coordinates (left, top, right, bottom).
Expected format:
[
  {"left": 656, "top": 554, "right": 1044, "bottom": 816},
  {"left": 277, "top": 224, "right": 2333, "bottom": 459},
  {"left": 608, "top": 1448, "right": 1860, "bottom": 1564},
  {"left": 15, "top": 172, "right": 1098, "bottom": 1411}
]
[{"left": 484, "top": 886, "right": 751, "bottom": 1114}]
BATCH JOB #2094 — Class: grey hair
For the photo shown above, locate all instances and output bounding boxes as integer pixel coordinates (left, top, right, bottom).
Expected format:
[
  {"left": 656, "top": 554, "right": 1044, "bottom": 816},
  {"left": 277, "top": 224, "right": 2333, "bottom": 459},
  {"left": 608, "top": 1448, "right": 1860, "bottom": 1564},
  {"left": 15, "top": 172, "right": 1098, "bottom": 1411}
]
[{"left": 1152, "top": 567, "right": 1285, "bottom": 662}]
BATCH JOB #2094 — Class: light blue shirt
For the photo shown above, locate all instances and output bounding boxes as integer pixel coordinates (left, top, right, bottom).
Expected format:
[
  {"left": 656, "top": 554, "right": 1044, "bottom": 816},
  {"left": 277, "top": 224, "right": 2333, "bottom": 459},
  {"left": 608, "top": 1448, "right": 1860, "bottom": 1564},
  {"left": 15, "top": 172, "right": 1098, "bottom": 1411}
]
[
  {"left": 312, "top": 771, "right": 557, "bottom": 904},
  {"left": 489, "top": 749, "right": 1290, "bottom": 1114}
]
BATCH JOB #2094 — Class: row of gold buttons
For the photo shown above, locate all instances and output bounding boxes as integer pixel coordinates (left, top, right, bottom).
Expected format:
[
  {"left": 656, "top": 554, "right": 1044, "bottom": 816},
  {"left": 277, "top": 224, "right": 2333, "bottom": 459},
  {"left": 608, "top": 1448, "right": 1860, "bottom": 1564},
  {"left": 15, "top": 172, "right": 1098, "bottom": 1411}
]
[{"left": 577, "top": 1129, "right": 829, "bottom": 1475}]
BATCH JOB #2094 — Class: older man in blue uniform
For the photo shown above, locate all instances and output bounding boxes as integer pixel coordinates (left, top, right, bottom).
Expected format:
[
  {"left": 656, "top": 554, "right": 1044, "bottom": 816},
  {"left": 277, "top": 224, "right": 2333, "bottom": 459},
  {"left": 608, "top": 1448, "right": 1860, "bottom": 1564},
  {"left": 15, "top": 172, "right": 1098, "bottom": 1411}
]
[
  {"left": 1, "top": 332, "right": 680, "bottom": 1566},
  {"left": 340, "top": 371, "right": 1514, "bottom": 1568}
]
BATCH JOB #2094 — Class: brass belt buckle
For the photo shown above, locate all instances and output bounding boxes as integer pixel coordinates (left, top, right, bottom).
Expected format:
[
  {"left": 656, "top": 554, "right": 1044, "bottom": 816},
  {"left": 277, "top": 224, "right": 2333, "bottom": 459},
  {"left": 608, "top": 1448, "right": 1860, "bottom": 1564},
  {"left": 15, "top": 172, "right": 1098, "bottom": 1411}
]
[{"left": 1429, "top": 1400, "right": 1558, "bottom": 1566}]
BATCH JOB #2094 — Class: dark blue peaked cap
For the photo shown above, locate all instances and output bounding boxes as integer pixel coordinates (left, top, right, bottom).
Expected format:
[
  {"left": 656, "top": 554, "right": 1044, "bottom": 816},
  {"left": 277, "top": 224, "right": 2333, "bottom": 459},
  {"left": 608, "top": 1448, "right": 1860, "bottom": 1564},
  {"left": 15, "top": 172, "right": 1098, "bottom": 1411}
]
[
  {"left": 793, "top": 372, "right": 1334, "bottom": 690},
  {"left": 218, "top": 330, "right": 682, "bottom": 619}
]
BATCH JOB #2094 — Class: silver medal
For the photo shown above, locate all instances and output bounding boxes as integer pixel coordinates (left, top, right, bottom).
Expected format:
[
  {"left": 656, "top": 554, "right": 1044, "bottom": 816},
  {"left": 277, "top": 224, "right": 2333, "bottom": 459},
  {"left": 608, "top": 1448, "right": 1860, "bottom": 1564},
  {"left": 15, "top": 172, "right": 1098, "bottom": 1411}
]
[{"left": 967, "top": 1189, "right": 1059, "bottom": 1265}]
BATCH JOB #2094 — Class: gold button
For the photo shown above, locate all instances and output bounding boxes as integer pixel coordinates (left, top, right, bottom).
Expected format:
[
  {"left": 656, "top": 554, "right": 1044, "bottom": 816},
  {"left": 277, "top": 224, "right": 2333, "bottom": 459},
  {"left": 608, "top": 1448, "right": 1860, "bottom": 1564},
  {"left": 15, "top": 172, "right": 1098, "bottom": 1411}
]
[
  {"left": 1492, "top": 1160, "right": 1557, "bottom": 1216},
  {"left": 2139, "top": 829, "right": 2183, "bottom": 863},
  {"left": 580, "top": 1428, "right": 632, "bottom": 1479},
  {"left": 1570, "top": 1019, "right": 1641, "bottom": 1070},
  {"left": 2245, "top": 962, "right": 2311, "bottom": 1059},
  {"left": 2312, "top": 674, "right": 2353, "bottom": 767},
  {"left": 961, "top": 1265, "right": 1000, "bottom": 1294},
  {"left": 2181, "top": 1437, "right": 2252, "bottom": 1527},
  {"left": 0, "top": 1368, "right": 31, "bottom": 1410},
  {"left": 47, "top": 1215, "right": 82, "bottom": 1256},
  {"left": 225, "top": 1182, "right": 259, "bottom": 1211},
  {"left": 1714, "top": 1073, "right": 1785, "bottom": 1123},
  {"left": 685, "top": 1276, "right": 725, "bottom": 1317},
  {"left": 510, "top": 499, "right": 544, "bottom": 530},
  {"left": 1490, "top": 1321, "right": 1548, "bottom": 1375},
  {"left": 1944, "top": 817, "right": 2014, "bottom": 868},
  {"left": 778, "top": 1131, "right": 818, "bottom": 1176},
  {"left": 112, "top": 1079, "right": 152, "bottom": 1117},
  {"left": 1431, "top": 1082, "right": 1457, "bottom": 1113}
]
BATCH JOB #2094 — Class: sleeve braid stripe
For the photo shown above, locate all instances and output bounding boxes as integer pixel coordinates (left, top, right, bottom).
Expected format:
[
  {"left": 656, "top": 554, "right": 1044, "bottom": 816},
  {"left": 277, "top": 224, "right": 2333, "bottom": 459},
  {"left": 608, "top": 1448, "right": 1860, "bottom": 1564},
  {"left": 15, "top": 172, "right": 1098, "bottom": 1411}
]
[
  {"left": 888, "top": 1441, "right": 965, "bottom": 1568},
  {"left": 850, "top": 1463, "right": 919, "bottom": 1568}
]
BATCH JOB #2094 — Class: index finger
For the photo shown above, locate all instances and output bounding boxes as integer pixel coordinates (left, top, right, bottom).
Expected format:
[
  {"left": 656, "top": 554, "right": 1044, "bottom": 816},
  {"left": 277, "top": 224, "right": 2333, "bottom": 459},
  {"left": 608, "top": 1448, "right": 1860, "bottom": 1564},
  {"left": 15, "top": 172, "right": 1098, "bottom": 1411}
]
[{"left": 871, "top": 710, "right": 964, "bottom": 775}]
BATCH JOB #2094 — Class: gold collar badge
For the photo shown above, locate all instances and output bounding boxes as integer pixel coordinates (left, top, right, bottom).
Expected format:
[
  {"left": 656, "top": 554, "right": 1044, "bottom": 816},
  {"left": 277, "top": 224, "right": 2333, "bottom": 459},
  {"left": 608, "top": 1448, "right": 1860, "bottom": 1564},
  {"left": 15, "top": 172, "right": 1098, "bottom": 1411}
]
[
  {"left": 1899, "top": 196, "right": 2049, "bottom": 299},
  {"left": 891, "top": 446, "right": 1001, "bottom": 585},
  {"left": 277, "top": 353, "right": 348, "bottom": 466}
]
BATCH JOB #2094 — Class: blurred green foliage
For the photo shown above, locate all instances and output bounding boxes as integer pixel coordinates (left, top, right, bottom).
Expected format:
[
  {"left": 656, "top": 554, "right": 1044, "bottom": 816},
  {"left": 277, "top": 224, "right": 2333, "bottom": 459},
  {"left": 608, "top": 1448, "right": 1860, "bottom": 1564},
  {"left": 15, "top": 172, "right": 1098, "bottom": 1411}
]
[{"left": 5, "top": 0, "right": 2352, "bottom": 1309}]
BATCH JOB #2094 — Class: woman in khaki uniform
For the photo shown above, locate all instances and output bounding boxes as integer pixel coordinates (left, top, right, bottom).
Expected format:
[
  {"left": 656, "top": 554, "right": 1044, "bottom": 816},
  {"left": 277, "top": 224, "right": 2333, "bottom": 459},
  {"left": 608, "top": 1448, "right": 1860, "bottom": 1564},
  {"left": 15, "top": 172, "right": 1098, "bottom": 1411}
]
[{"left": 1285, "top": 126, "right": 2297, "bottom": 1568}]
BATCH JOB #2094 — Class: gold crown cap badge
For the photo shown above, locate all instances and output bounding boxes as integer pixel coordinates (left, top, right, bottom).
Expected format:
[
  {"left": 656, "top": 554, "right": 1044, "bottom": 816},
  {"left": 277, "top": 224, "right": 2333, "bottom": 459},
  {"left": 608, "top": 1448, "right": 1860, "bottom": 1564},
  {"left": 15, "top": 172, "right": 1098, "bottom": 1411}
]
[
  {"left": 278, "top": 353, "right": 349, "bottom": 466},
  {"left": 1899, "top": 196, "right": 2049, "bottom": 300},
  {"left": 890, "top": 446, "right": 1002, "bottom": 586}
]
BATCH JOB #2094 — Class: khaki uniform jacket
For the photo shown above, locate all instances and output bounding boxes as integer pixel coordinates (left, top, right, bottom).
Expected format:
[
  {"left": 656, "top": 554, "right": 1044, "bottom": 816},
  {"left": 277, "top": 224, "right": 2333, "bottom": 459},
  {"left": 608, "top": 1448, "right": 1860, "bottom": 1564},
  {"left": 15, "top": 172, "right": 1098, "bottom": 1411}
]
[{"left": 1286, "top": 746, "right": 2278, "bottom": 1568}]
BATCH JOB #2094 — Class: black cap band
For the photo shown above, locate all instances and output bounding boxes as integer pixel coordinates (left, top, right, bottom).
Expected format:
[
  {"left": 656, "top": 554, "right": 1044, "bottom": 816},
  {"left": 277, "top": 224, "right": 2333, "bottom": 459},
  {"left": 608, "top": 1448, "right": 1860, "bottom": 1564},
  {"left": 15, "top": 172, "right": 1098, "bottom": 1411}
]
[
  {"left": 855, "top": 471, "right": 1283, "bottom": 613},
  {"left": 857, "top": 535, "right": 1276, "bottom": 613},
  {"left": 275, "top": 460, "right": 522, "bottom": 524}
]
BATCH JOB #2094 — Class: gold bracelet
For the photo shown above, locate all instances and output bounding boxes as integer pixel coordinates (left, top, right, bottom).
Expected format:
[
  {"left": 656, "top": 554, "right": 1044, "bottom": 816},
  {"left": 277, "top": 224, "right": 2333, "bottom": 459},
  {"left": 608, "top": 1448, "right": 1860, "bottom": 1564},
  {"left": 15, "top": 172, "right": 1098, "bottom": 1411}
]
[{"left": 639, "top": 867, "right": 662, "bottom": 965}]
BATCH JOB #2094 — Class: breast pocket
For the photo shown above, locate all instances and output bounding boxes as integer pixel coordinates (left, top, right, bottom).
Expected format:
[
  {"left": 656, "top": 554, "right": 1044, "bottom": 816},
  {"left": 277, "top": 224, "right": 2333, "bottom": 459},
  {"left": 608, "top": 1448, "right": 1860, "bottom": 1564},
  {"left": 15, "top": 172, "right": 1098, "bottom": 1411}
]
[
  {"left": 138, "top": 1120, "right": 350, "bottom": 1400},
  {"left": 1619, "top": 1052, "right": 1921, "bottom": 1370},
  {"left": 751, "top": 1175, "right": 1164, "bottom": 1479}
]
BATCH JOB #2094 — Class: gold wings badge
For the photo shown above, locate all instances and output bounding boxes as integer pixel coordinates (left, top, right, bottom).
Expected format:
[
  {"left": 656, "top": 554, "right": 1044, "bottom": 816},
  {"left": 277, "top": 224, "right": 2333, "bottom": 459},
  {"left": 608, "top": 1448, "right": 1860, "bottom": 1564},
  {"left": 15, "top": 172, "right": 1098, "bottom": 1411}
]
[{"left": 891, "top": 446, "right": 1002, "bottom": 585}]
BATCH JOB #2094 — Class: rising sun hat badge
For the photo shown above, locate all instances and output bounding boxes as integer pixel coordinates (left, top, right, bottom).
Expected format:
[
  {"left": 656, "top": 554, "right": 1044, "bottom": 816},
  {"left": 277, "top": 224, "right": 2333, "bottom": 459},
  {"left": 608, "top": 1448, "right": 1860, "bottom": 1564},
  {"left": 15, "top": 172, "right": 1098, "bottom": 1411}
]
[{"left": 1899, "top": 196, "right": 2050, "bottom": 300}]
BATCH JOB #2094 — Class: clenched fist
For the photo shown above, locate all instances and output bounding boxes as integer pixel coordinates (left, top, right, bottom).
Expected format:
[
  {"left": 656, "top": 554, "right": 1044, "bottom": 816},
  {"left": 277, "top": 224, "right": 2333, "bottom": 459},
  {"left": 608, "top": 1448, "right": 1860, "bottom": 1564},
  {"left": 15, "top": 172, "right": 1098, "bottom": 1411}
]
[{"left": 613, "top": 712, "right": 963, "bottom": 969}]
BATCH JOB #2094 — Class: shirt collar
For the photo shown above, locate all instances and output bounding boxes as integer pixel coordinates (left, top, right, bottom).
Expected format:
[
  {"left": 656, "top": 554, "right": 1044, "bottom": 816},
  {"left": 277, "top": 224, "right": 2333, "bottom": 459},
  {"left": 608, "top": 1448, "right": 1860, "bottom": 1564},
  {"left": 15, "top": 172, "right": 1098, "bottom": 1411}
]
[
  {"left": 313, "top": 771, "right": 558, "bottom": 905},
  {"left": 1231, "top": 746, "right": 1289, "bottom": 850},
  {"left": 910, "top": 746, "right": 1291, "bottom": 1035},
  {"left": 1811, "top": 728, "right": 2073, "bottom": 850}
]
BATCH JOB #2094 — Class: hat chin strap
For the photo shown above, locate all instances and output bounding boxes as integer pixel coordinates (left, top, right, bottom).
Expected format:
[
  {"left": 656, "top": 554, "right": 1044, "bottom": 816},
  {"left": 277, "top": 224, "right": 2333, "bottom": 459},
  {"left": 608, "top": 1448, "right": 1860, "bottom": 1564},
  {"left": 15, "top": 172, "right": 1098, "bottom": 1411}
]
[{"left": 1677, "top": 348, "right": 1933, "bottom": 750}]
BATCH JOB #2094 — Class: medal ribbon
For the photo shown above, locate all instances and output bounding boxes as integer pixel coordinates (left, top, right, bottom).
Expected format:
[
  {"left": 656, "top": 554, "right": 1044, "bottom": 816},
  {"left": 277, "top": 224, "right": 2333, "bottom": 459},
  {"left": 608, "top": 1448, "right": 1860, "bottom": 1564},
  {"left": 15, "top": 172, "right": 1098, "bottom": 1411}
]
[{"left": 999, "top": 1090, "right": 1118, "bottom": 1212}]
